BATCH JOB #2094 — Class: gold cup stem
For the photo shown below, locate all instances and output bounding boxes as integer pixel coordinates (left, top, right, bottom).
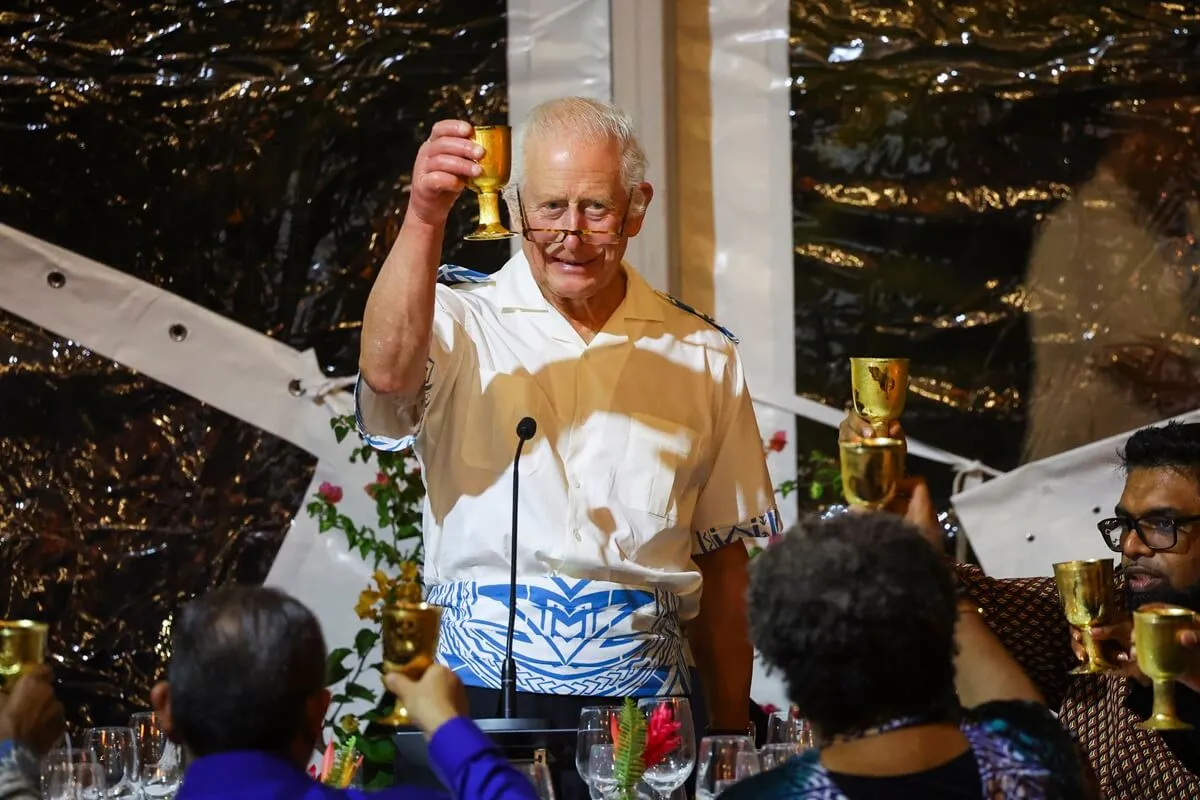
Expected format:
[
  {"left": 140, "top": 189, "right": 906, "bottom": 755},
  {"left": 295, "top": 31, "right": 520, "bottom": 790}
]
[
  {"left": 1069, "top": 628, "right": 1115, "bottom": 674},
  {"left": 1141, "top": 679, "right": 1193, "bottom": 731},
  {"left": 465, "top": 190, "right": 514, "bottom": 240}
]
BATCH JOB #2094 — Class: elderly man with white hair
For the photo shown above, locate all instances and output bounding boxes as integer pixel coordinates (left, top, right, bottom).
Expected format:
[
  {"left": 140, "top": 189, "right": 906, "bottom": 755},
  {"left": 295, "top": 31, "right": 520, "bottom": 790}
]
[{"left": 356, "top": 97, "right": 777, "bottom": 796}]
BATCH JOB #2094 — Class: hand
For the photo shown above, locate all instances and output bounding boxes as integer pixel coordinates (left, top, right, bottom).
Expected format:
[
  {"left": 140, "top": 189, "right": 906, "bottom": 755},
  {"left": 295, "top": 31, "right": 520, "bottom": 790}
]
[
  {"left": 407, "top": 120, "right": 485, "bottom": 227},
  {"left": 1069, "top": 618, "right": 1145, "bottom": 683},
  {"left": 839, "top": 409, "right": 904, "bottom": 443},
  {"left": 384, "top": 664, "right": 468, "bottom": 739},
  {"left": 886, "top": 477, "right": 942, "bottom": 549},
  {"left": 0, "top": 665, "right": 66, "bottom": 754}
]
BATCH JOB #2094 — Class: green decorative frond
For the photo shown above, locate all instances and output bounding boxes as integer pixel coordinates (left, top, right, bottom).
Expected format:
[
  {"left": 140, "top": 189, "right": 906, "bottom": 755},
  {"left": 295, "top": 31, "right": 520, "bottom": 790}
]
[{"left": 613, "top": 698, "right": 646, "bottom": 797}]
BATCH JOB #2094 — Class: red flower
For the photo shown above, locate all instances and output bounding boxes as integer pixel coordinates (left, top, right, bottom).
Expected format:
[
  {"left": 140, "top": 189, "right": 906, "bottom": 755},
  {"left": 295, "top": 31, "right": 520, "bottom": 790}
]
[
  {"left": 760, "top": 703, "right": 780, "bottom": 716},
  {"left": 766, "top": 430, "right": 787, "bottom": 453},
  {"left": 318, "top": 482, "right": 343, "bottom": 504},
  {"left": 374, "top": 472, "right": 390, "bottom": 485},
  {"left": 643, "top": 704, "right": 682, "bottom": 768}
]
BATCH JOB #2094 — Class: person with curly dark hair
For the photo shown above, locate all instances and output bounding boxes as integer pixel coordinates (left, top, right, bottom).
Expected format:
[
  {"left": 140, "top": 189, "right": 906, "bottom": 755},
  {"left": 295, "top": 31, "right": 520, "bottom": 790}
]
[{"left": 722, "top": 512, "right": 1096, "bottom": 800}]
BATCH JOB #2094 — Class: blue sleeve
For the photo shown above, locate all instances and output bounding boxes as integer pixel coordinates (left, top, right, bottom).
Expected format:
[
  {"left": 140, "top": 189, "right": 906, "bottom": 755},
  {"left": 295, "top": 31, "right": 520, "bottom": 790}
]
[{"left": 426, "top": 718, "right": 539, "bottom": 800}]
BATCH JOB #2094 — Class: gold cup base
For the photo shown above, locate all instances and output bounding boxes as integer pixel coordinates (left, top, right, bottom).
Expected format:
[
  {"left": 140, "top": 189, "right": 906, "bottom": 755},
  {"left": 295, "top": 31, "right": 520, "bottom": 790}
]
[
  {"left": 1137, "top": 713, "right": 1193, "bottom": 731},
  {"left": 465, "top": 222, "right": 515, "bottom": 241},
  {"left": 376, "top": 704, "right": 412, "bottom": 727},
  {"left": 1067, "top": 658, "right": 1117, "bottom": 675}
]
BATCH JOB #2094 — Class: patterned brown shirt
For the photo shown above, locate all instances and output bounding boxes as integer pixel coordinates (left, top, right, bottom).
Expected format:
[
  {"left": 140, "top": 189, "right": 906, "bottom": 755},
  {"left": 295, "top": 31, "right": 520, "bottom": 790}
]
[{"left": 958, "top": 565, "right": 1200, "bottom": 799}]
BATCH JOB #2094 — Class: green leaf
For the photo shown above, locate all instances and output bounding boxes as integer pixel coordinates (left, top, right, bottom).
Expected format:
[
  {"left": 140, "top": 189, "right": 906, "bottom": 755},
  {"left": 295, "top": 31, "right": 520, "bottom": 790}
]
[
  {"left": 325, "top": 647, "right": 354, "bottom": 685},
  {"left": 354, "top": 629, "right": 380, "bottom": 658},
  {"left": 613, "top": 698, "right": 646, "bottom": 795},
  {"left": 330, "top": 693, "right": 351, "bottom": 704},
  {"left": 358, "top": 735, "right": 396, "bottom": 765},
  {"left": 345, "top": 682, "right": 377, "bottom": 702}
]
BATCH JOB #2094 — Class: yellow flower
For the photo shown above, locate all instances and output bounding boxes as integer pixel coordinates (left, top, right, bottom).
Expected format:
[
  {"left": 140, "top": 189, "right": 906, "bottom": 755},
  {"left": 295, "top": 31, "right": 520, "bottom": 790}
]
[
  {"left": 339, "top": 715, "right": 361, "bottom": 735},
  {"left": 399, "top": 562, "right": 419, "bottom": 582},
  {"left": 354, "top": 587, "right": 381, "bottom": 620},
  {"left": 373, "top": 569, "right": 391, "bottom": 593}
]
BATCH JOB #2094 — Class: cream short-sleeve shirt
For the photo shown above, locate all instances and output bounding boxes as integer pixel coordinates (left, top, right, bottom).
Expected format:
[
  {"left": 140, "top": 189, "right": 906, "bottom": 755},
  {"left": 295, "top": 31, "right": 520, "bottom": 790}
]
[{"left": 357, "top": 253, "right": 778, "bottom": 696}]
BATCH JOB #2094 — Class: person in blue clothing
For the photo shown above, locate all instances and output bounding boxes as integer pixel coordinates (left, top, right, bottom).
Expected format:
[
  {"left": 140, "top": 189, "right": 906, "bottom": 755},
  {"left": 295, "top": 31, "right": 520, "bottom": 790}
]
[
  {"left": 722, "top": 512, "right": 1098, "bottom": 800},
  {"left": 150, "top": 585, "right": 537, "bottom": 800}
]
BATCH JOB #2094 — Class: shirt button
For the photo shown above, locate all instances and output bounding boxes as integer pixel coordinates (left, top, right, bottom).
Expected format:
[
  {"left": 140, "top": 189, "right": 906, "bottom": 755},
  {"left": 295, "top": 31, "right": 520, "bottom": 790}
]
[
  {"left": 573, "top": 529, "right": 582, "bottom": 541},
  {"left": 572, "top": 479, "right": 581, "bottom": 489}
]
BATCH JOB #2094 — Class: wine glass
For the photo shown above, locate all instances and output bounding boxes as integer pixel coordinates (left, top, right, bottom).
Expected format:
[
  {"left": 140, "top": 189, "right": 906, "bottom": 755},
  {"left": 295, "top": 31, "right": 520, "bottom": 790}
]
[
  {"left": 41, "top": 749, "right": 104, "bottom": 800},
  {"left": 576, "top": 705, "right": 618, "bottom": 791},
  {"left": 765, "top": 706, "right": 815, "bottom": 750},
  {"left": 635, "top": 697, "right": 695, "bottom": 798},
  {"left": 758, "top": 743, "right": 798, "bottom": 771},
  {"left": 130, "top": 711, "right": 183, "bottom": 797},
  {"left": 694, "top": 735, "right": 754, "bottom": 799},
  {"left": 83, "top": 727, "right": 138, "bottom": 798},
  {"left": 587, "top": 744, "right": 618, "bottom": 800}
]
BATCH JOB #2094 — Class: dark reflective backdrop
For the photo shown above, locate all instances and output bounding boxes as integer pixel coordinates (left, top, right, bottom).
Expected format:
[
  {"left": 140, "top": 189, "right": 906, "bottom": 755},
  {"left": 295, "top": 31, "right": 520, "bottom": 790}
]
[
  {"left": 0, "top": 0, "right": 508, "bottom": 726},
  {"left": 788, "top": 1, "right": 1200, "bottom": 499}
]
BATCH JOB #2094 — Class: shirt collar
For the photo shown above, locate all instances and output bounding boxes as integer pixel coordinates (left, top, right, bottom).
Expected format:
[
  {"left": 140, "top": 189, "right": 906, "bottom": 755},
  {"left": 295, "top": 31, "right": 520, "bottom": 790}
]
[{"left": 492, "top": 250, "right": 664, "bottom": 324}]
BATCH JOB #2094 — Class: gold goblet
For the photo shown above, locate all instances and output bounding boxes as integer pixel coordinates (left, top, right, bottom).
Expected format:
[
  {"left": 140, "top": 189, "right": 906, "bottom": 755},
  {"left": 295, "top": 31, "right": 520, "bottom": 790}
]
[
  {"left": 0, "top": 620, "right": 48, "bottom": 691},
  {"left": 839, "top": 437, "right": 905, "bottom": 510},
  {"left": 850, "top": 357, "right": 909, "bottom": 425},
  {"left": 378, "top": 602, "right": 443, "bottom": 726},
  {"left": 1133, "top": 605, "right": 1197, "bottom": 731},
  {"left": 464, "top": 125, "right": 515, "bottom": 241},
  {"left": 1052, "top": 559, "right": 1119, "bottom": 674}
]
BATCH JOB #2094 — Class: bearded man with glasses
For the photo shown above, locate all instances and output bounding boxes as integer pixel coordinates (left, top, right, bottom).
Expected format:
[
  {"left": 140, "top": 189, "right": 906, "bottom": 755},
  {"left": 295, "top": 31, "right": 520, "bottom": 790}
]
[
  {"left": 841, "top": 416, "right": 1200, "bottom": 798},
  {"left": 356, "top": 97, "right": 777, "bottom": 799}
]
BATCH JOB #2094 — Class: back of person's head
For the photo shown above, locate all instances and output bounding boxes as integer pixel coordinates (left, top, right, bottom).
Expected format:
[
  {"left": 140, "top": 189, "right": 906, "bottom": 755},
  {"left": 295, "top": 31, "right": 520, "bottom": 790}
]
[
  {"left": 1120, "top": 421, "right": 1200, "bottom": 477},
  {"left": 747, "top": 512, "right": 958, "bottom": 738},
  {"left": 164, "top": 585, "right": 328, "bottom": 757}
]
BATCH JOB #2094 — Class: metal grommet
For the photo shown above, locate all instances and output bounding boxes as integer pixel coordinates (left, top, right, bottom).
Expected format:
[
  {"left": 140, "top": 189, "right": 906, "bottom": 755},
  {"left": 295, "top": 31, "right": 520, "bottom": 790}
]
[
  {"left": 1025, "top": 532, "right": 1036, "bottom": 542},
  {"left": 288, "top": 379, "right": 305, "bottom": 397},
  {"left": 168, "top": 324, "right": 188, "bottom": 342},
  {"left": 47, "top": 271, "right": 66, "bottom": 288}
]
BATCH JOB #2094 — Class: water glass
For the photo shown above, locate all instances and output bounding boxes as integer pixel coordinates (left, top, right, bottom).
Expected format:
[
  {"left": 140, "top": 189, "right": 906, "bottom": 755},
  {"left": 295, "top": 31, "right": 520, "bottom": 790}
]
[
  {"left": 766, "top": 707, "right": 815, "bottom": 750},
  {"left": 695, "top": 735, "right": 754, "bottom": 799},
  {"left": 41, "top": 750, "right": 105, "bottom": 800},
  {"left": 83, "top": 727, "right": 137, "bottom": 798},
  {"left": 576, "top": 706, "right": 618, "bottom": 790},
  {"left": 635, "top": 697, "right": 695, "bottom": 798},
  {"left": 734, "top": 751, "right": 761, "bottom": 782},
  {"left": 131, "top": 712, "right": 182, "bottom": 798}
]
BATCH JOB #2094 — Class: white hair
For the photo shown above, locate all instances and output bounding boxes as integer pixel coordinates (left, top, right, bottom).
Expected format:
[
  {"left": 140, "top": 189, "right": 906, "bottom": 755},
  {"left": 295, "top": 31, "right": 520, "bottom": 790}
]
[{"left": 503, "top": 97, "right": 649, "bottom": 215}]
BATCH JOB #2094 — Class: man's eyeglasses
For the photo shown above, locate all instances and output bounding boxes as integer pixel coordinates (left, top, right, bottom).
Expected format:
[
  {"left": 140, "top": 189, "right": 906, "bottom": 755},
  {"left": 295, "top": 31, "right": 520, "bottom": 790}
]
[
  {"left": 515, "top": 190, "right": 630, "bottom": 245},
  {"left": 1096, "top": 514, "right": 1200, "bottom": 552}
]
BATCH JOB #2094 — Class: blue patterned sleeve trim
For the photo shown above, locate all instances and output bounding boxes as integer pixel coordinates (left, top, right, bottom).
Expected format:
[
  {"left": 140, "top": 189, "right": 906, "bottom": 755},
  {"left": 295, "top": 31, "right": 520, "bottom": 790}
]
[
  {"left": 0, "top": 739, "right": 40, "bottom": 797},
  {"left": 694, "top": 509, "right": 781, "bottom": 554},
  {"left": 354, "top": 359, "right": 433, "bottom": 453}
]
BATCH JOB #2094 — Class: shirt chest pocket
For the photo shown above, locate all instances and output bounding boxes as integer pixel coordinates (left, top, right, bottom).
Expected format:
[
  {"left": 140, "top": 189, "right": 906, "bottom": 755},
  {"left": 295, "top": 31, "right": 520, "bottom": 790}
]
[
  {"left": 616, "top": 414, "right": 701, "bottom": 521},
  {"left": 458, "top": 370, "right": 548, "bottom": 475}
]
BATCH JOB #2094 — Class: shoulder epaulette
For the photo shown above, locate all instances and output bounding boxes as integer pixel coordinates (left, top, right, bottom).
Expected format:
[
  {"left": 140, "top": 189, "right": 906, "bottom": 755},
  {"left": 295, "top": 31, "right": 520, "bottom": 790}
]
[
  {"left": 437, "top": 263, "right": 493, "bottom": 286},
  {"left": 655, "top": 291, "right": 739, "bottom": 343}
]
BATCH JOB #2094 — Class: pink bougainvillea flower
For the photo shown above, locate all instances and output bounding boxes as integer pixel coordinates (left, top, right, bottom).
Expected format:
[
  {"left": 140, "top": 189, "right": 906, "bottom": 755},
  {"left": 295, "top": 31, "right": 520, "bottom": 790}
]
[{"left": 318, "top": 482, "right": 343, "bottom": 504}]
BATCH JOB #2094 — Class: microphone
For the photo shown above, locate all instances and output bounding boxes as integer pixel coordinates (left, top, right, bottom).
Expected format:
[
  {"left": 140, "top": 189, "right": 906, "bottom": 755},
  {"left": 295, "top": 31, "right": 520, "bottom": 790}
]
[{"left": 501, "top": 416, "right": 537, "bottom": 719}]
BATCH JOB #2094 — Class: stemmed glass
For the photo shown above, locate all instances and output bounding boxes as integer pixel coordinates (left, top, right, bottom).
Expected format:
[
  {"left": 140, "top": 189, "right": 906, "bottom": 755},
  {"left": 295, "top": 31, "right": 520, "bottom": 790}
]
[
  {"left": 586, "top": 744, "right": 619, "bottom": 800},
  {"left": 694, "top": 735, "right": 754, "bottom": 799},
  {"left": 41, "top": 749, "right": 105, "bottom": 800},
  {"left": 766, "top": 706, "right": 815, "bottom": 750},
  {"left": 83, "top": 727, "right": 138, "bottom": 799},
  {"left": 515, "top": 759, "right": 557, "bottom": 800},
  {"left": 131, "top": 711, "right": 183, "bottom": 797},
  {"left": 635, "top": 697, "right": 695, "bottom": 799},
  {"left": 576, "top": 705, "right": 618, "bottom": 794}
]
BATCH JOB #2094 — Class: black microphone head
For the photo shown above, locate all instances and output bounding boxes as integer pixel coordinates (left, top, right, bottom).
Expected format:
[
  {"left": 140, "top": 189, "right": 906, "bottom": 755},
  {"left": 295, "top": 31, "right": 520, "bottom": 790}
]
[{"left": 516, "top": 416, "right": 537, "bottom": 441}]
